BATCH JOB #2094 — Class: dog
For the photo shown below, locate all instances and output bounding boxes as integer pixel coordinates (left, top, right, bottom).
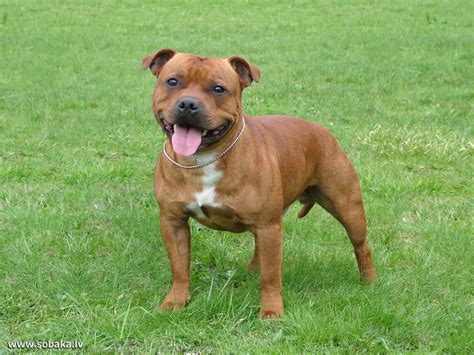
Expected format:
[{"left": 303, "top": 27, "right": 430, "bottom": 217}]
[{"left": 142, "top": 49, "right": 377, "bottom": 318}]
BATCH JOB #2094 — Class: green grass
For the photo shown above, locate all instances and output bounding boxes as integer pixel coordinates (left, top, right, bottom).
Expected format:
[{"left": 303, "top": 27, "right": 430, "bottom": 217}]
[{"left": 1, "top": 0, "right": 473, "bottom": 352}]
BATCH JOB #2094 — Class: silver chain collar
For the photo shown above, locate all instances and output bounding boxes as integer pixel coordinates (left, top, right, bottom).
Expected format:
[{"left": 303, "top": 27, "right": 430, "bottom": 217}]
[{"left": 162, "top": 118, "right": 246, "bottom": 169}]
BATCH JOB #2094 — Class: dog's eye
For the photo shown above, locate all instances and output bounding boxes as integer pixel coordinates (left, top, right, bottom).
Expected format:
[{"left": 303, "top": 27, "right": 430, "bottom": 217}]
[
  {"left": 213, "top": 85, "right": 226, "bottom": 94},
  {"left": 167, "top": 78, "right": 178, "bottom": 87}
]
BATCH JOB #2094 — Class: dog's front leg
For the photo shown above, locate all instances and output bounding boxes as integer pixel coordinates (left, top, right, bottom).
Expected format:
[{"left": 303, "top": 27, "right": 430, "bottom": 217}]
[
  {"left": 256, "top": 222, "right": 284, "bottom": 319},
  {"left": 159, "top": 213, "right": 191, "bottom": 310}
]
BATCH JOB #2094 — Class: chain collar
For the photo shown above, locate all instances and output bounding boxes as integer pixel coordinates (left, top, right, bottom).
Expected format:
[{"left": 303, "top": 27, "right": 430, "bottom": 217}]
[{"left": 162, "top": 118, "right": 246, "bottom": 169}]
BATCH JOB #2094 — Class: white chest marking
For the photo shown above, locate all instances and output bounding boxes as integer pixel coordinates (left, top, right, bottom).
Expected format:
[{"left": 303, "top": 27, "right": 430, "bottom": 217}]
[{"left": 186, "top": 155, "right": 223, "bottom": 218}]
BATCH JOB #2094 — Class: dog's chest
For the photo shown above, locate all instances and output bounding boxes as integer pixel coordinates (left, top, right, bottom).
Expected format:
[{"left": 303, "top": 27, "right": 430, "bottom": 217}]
[
  {"left": 186, "top": 161, "right": 223, "bottom": 218},
  {"left": 184, "top": 159, "right": 245, "bottom": 232}
]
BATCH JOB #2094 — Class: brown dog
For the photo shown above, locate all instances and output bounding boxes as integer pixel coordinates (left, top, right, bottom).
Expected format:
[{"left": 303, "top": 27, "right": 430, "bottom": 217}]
[{"left": 142, "top": 49, "right": 376, "bottom": 318}]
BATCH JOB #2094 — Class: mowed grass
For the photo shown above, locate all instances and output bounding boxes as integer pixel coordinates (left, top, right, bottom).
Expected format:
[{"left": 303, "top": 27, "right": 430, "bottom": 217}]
[{"left": 1, "top": 0, "right": 473, "bottom": 352}]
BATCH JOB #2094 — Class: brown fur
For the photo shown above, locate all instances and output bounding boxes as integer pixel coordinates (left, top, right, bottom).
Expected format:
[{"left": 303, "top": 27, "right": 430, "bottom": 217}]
[{"left": 143, "top": 50, "right": 377, "bottom": 318}]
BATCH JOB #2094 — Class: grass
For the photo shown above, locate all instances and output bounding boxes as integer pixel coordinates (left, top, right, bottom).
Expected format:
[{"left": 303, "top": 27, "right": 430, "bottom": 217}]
[{"left": 1, "top": 0, "right": 472, "bottom": 352}]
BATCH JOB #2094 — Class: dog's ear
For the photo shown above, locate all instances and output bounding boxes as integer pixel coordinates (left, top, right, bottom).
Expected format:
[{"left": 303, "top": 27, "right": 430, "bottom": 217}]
[
  {"left": 228, "top": 56, "right": 261, "bottom": 87},
  {"left": 141, "top": 49, "right": 177, "bottom": 77}
]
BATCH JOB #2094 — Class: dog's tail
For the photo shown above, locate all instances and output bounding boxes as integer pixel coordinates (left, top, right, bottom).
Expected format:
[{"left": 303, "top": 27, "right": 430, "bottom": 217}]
[{"left": 297, "top": 202, "right": 315, "bottom": 218}]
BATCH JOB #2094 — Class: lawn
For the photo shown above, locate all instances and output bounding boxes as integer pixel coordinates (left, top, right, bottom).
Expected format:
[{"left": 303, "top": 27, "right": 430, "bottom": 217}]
[{"left": 1, "top": 0, "right": 472, "bottom": 352}]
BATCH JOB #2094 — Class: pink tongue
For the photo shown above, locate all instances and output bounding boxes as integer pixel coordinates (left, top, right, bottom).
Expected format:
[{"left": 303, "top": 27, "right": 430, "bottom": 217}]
[{"left": 171, "top": 124, "right": 202, "bottom": 157}]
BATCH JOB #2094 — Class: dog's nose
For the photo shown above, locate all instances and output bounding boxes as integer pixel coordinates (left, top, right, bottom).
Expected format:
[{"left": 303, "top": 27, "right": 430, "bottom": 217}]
[{"left": 176, "top": 97, "right": 201, "bottom": 114}]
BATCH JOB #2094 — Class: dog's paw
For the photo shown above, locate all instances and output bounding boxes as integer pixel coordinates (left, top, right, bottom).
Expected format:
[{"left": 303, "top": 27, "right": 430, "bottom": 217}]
[
  {"left": 259, "top": 306, "right": 284, "bottom": 319},
  {"left": 360, "top": 268, "right": 377, "bottom": 284},
  {"left": 160, "top": 290, "right": 191, "bottom": 311},
  {"left": 160, "top": 300, "right": 188, "bottom": 311}
]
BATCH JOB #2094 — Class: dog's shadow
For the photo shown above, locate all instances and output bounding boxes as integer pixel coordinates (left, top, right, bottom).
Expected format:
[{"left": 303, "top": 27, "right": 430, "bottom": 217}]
[{"left": 189, "top": 221, "right": 360, "bottom": 296}]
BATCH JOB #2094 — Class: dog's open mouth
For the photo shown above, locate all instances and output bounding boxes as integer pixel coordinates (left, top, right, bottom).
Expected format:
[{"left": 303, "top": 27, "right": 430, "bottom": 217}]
[{"left": 161, "top": 118, "right": 230, "bottom": 156}]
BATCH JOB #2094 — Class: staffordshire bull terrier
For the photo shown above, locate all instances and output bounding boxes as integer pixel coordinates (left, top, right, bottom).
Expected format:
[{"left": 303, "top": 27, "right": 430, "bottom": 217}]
[{"left": 142, "top": 49, "right": 377, "bottom": 318}]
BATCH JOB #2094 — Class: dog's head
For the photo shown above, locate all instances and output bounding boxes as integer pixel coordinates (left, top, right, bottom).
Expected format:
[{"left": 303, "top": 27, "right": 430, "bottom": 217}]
[{"left": 142, "top": 49, "right": 260, "bottom": 157}]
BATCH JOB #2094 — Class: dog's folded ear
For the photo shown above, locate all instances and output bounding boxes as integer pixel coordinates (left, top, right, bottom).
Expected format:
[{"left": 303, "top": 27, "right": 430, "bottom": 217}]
[
  {"left": 142, "top": 49, "right": 177, "bottom": 77},
  {"left": 228, "top": 56, "right": 261, "bottom": 88}
]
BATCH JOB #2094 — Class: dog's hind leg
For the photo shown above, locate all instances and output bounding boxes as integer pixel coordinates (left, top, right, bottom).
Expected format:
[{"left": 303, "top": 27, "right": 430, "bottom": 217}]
[
  {"left": 314, "top": 188, "right": 376, "bottom": 283},
  {"left": 312, "top": 149, "right": 377, "bottom": 283}
]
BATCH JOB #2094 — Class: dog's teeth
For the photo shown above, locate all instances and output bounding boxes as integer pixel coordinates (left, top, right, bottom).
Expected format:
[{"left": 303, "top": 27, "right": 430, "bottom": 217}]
[
  {"left": 201, "top": 130, "right": 208, "bottom": 137},
  {"left": 213, "top": 130, "right": 219, "bottom": 135}
]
